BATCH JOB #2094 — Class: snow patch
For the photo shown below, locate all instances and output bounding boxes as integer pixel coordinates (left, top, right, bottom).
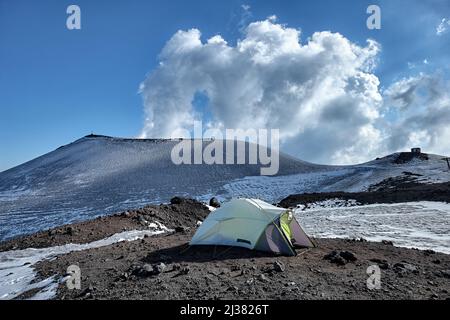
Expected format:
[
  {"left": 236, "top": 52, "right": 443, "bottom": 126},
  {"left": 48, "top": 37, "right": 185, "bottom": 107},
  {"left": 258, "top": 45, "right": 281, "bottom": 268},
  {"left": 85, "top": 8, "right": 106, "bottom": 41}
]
[{"left": 295, "top": 201, "right": 450, "bottom": 254}]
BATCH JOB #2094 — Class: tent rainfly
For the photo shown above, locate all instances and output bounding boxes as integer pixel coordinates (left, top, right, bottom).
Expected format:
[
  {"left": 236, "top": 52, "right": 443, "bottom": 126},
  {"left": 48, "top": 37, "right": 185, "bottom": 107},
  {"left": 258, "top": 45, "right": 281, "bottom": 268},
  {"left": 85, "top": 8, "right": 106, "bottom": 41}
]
[{"left": 190, "top": 198, "right": 315, "bottom": 256}]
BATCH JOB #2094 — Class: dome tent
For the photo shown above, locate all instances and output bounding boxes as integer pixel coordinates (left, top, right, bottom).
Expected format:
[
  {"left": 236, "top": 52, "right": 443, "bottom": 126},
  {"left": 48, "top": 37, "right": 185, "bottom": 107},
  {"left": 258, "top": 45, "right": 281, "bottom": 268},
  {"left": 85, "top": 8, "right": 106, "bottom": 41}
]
[{"left": 190, "top": 198, "right": 314, "bottom": 256}]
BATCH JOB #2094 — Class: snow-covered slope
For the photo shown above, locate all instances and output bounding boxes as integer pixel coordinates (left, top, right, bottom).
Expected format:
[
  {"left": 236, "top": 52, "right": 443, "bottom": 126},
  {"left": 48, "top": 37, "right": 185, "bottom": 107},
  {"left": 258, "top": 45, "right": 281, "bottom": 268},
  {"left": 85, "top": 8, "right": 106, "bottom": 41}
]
[
  {"left": 1, "top": 135, "right": 449, "bottom": 240},
  {"left": 222, "top": 153, "right": 450, "bottom": 202},
  {"left": 0, "top": 135, "right": 329, "bottom": 240}
]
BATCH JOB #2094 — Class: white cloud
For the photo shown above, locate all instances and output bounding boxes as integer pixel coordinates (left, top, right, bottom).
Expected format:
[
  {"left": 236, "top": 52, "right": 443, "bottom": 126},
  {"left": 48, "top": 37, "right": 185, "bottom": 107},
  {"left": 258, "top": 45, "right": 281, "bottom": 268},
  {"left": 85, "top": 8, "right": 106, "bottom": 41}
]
[
  {"left": 139, "top": 18, "right": 383, "bottom": 164},
  {"left": 238, "top": 4, "right": 253, "bottom": 33},
  {"left": 383, "top": 73, "right": 450, "bottom": 155},
  {"left": 436, "top": 18, "right": 450, "bottom": 35},
  {"left": 139, "top": 18, "right": 450, "bottom": 164}
]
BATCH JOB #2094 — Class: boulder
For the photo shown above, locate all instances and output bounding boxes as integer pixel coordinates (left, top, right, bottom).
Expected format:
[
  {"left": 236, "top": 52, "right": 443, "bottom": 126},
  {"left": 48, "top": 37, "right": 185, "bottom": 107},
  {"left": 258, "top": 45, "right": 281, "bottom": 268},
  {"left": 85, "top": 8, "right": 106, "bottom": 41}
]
[
  {"left": 432, "top": 259, "right": 441, "bottom": 265},
  {"left": 174, "top": 226, "right": 190, "bottom": 233},
  {"left": 393, "top": 263, "right": 419, "bottom": 276},
  {"left": 324, "top": 250, "right": 357, "bottom": 265},
  {"left": 324, "top": 251, "right": 347, "bottom": 266},
  {"left": 133, "top": 263, "right": 166, "bottom": 277},
  {"left": 439, "top": 270, "right": 450, "bottom": 279},
  {"left": 154, "top": 262, "right": 167, "bottom": 274},
  {"left": 324, "top": 250, "right": 339, "bottom": 260},
  {"left": 172, "top": 263, "right": 181, "bottom": 271},
  {"left": 179, "top": 267, "right": 190, "bottom": 275},
  {"left": 273, "top": 261, "right": 286, "bottom": 272},
  {"left": 340, "top": 251, "right": 357, "bottom": 262},
  {"left": 65, "top": 226, "right": 75, "bottom": 236},
  {"left": 209, "top": 197, "right": 221, "bottom": 208},
  {"left": 370, "top": 258, "right": 389, "bottom": 270},
  {"left": 141, "top": 264, "right": 155, "bottom": 275},
  {"left": 170, "top": 197, "right": 184, "bottom": 205}
]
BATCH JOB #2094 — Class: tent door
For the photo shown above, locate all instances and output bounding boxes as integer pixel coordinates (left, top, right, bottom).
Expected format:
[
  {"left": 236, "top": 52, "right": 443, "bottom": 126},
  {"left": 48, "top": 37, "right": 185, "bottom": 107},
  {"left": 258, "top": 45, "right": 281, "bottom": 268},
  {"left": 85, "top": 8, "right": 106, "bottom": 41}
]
[
  {"left": 280, "top": 210, "right": 315, "bottom": 248},
  {"left": 280, "top": 211, "right": 294, "bottom": 245},
  {"left": 254, "top": 222, "right": 296, "bottom": 256}
]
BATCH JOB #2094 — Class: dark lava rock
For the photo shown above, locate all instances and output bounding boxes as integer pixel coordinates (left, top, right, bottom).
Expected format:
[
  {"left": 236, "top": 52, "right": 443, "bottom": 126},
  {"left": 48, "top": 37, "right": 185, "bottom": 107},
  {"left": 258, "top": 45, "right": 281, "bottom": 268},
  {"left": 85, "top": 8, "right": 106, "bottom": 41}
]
[
  {"left": 332, "top": 256, "right": 347, "bottom": 266},
  {"left": 141, "top": 264, "right": 155, "bottom": 275},
  {"left": 133, "top": 263, "right": 166, "bottom": 277},
  {"left": 379, "top": 263, "right": 389, "bottom": 270},
  {"left": 324, "top": 251, "right": 346, "bottom": 266},
  {"left": 393, "top": 263, "right": 419, "bottom": 276},
  {"left": 209, "top": 197, "right": 221, "bottom": 208},
  {"left": 324, "top": 250, "right": 338, "bottom": 260},
  {"left": 273, "top": 261, "right": 285, "bottom": 272},
  {"left": 394, "top": 152, "right": 428, "bottom": 164},
  {"left": 230, "top": 265, "right": 240, "bottom": 272},
  {"left": 77, "top": 284, "right": 95, "bottom": 299},
  {"left": 402, "top": 171, "right": 422, "bottom": 177},
  {"left": 347, "top": 237, "right": 367, "bottom": 243},
  {"left": 65, "top": 227, "right": 75, "bottom": 236},
  {"left": 324, "top": 250, "right": 357, "bottom": 265},
  {"left": 178, "top": 267, "right": 190, "bottom": 275},
  {"left": 340, "top": 251, "right": 357, "bottom": 262},
  {"left": 174, "top": 226, "right": 190, "bottom": 233},
  {"left": 121, "top": 211, "right": 131, "bottom": 217},
  {"left": 118, "top": 272, "right": 129, "bottom": 281},
  {"left": 381, "top": 240, "right": 394, "bottom": 246},
  {"left": 370, "top": 258, "right": 389, "bottom": 270},
  {"left": 154, "top": 262, "right": 167, "bottom": 274},
  {"left": 172, "top": 263, "right": 181, "bottom": 271},
  {"left": 438, "top": 270, "right": 450, "bottom": 279},
  {"left": 170, "top": 197, "right": 184, "bottom": 205}
]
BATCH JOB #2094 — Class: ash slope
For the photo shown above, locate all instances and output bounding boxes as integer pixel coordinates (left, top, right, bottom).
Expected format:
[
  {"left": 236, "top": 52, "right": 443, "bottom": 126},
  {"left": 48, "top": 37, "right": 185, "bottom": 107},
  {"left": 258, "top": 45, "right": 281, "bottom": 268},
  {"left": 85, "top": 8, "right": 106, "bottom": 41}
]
[{"left": 0, "top": 135, "right": 329, "bottom": 240}]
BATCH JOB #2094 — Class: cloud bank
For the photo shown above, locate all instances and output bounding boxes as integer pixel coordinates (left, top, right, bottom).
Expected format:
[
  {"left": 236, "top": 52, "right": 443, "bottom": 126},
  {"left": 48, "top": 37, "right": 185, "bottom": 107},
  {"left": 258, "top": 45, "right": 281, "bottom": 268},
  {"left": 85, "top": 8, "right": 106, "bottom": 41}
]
[
  {"left": 383, "top": 73, "right": 450, "bottom": 156},
  {"left": 139, "top": 18, "right": 450, "bottom": 164}
]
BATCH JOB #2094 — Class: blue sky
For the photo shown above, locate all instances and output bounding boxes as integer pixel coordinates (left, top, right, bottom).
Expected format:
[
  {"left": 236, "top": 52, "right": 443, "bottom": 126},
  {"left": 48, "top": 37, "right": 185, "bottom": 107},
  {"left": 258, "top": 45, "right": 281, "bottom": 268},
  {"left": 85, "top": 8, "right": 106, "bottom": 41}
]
[{"left": 1, "top": 0, "right": 449, "bottom": 171}]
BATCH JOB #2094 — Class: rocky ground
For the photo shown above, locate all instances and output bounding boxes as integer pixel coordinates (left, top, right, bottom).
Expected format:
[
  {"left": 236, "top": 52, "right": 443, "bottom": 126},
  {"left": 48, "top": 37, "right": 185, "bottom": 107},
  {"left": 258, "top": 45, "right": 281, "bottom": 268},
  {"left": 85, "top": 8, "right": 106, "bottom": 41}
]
[
  {"left": 279, "top": 179, "right": 450, "bottom": 208},
  {"left": 1, "top": 197, "right": 449, "bottom": 300},
  {"left": 0, "top": 197, "right": 210, "bottom": 252},
  {"left": 34, "top": 231, "right": 450, "bottom": 300}
]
